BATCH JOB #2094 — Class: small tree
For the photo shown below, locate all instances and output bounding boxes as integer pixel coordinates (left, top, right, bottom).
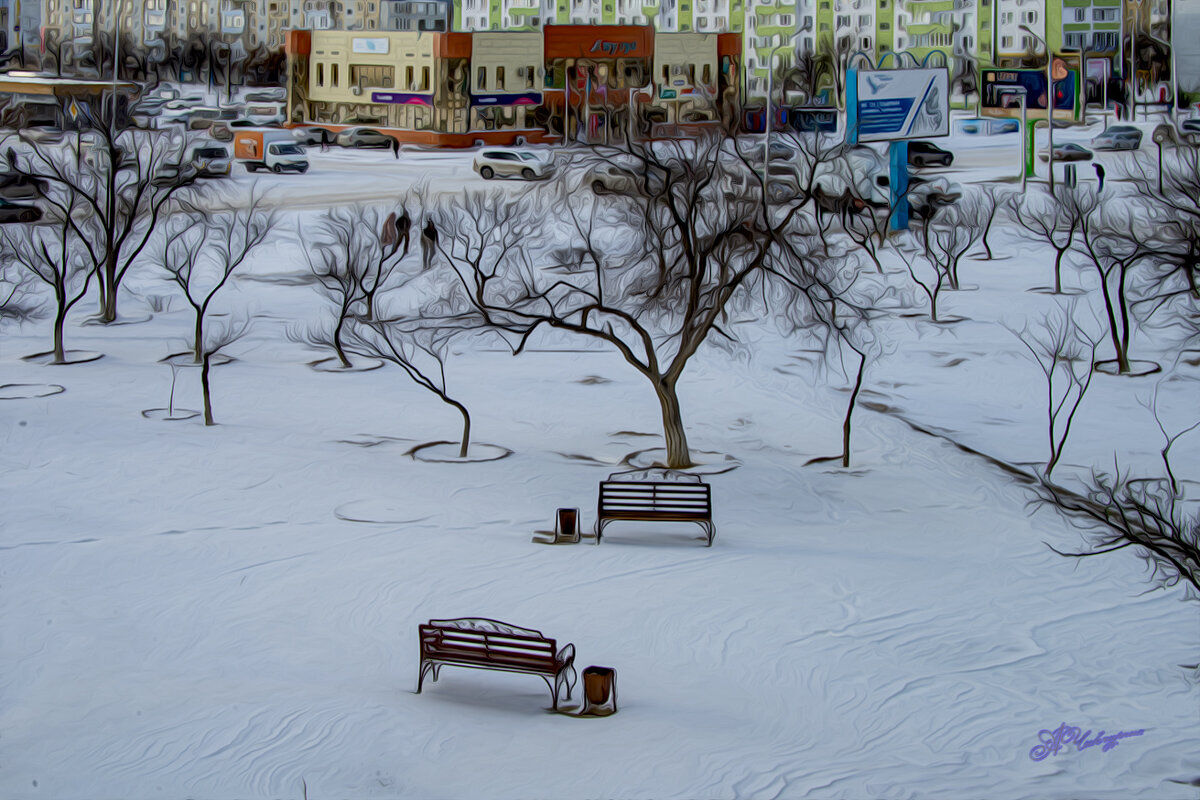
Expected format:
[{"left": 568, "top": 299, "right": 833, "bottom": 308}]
[
  {"left": 919, "top": 203, "right": 981, "bottom": 291},
  {"left": 1074, "top": 198, "right": 1150, "bottom": 374},
  {"left": 1015, "top": 184, "right": 1096, "bottom": 295},
  {"left": 1010, "top": 301, "right": 1100, "bottom": 478},
  {"left": 344, "top": 317, "right": 476, "bottom": 458},
  {"left": 156, "top": 191, "right": 277, "bottom": 363},
  {"left": 0, "top": 200, "right": 94, "bottom": 363},
  {"left": 200, "top": 316, "right": 251, "bottom": 426}
]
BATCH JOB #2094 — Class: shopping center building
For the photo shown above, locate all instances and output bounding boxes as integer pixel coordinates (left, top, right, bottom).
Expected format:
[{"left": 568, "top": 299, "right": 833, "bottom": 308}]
[{"left": 285, "top": 26, "right": 742, "bottom": 145}]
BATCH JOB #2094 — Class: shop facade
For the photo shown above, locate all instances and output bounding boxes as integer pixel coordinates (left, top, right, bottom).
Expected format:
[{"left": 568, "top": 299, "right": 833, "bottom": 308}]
[{"left": 285, "top": 25, "right": 739, "bottom": 146}]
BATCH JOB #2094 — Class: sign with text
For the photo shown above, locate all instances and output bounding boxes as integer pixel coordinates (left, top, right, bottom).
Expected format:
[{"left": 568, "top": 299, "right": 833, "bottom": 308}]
[
  {"left": 983, "top": 69, "right": 1077, "bottom": 116},
  {"left": 371, "top": 92, "right": 432, "bottom": 105},
  {"left": 847, "top": 68, "right": 949, "bottom": 143},
  {"left": 353, "top": 38, "right": 390, "bottom": 54}
]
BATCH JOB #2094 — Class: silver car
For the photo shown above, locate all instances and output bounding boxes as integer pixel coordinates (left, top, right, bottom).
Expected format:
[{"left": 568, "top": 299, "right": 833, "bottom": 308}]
[
  {"left": 472, "top": 149, "right": 554, "bottom": 180},
  {"left": 1091, "top": 125, "right": 1142, "bottom": 151}
]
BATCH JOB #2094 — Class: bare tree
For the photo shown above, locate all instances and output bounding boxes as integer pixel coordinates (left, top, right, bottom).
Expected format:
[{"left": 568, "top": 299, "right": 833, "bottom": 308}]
[
  {"left": 0, "top": 200, "right": 94, "bottom": 363},
  {"left": 973, "top": 183, "right": 1013, "bottom": 261},
  {"left": 423, "top": 134, "right": 845, "bottom": 468},
  {"left": 344, "top": 317, "right": 476, "bottom": 458},
  {"left": 1015, "top": 184, "right": 1096, "bottom": 295},
  {"left": 156, "top": 191, "right": 277, "bottom": 363},
  {"left": 1035, "top": 454, "right": 1200, "bottom": 599},
  {"left": 1010, "top": 301, "right": 1101, "bottom": 478},
  {"left": 1074, "top": 197, "right": 1151, "bottom": 374},
  {"left": 921, "top": 203, "right": 981, "bottom": 291},
  {"left": 0, "top": 260, "right": 40, "bottom": 328},
  {"left": 3, "top": 109, "right": 203, "bottom": 324},
  {"left": 200, "top": 316, "right": 252, "bottom": 426}
]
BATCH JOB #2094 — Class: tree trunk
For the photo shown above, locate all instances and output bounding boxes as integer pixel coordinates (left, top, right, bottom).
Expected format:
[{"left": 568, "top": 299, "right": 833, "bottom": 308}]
[
  {"left": 1053, "top": 248, "right": 1065, "bottom": 294},
  {"left": 201, "top": 353, "right": 215, "bottom": 425},
  {"left": 447, "top": 397, "right": 472, "bottom": 459},
  {"left": 1097, "top": 273, "right": 1129, "bottom": 373},
  {"left": 193, "top": 315, "right": 204, "bottom": 363},
  {"left": 655, "top": 381, "right": 692, "bottom": 469},
  {"left": 53, "top": 303, "right": 67, "bottom": 364},
  {"left": 842, "top": 349, "right": 865, "bottom": 468}
]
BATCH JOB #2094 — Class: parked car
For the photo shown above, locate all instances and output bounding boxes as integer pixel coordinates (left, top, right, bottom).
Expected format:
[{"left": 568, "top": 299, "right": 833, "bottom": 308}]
[
  {"left": 243, "top": 103, "right": 285, "bottom": 126},
  {"left": 473, "top": 149, "right": 554, "bottom": 180},
  {"left": 0, "top": 197, "right": 42, "bottom": 223},
  {"left": 907, "top": 140, "right": 954, "bottom": 167},
  {"left": 292, "top": 126, "right": 334, "bottom": 146},
  {"left": 959, "top": 118, "right": 1019, "bottom": 135},
  {"left": 0, "top": 172, "right": 48, "bottom": 201},
  {"left": 20, "top": 125, "right": 65, "bottom": 144},
  {"left": 244, "top": 88, "right": 286, "bottom": 103},
  {"left": 335, "top": 127, "right": 396, "bottom": 148},
  {"left": 210, "top": 119, "right": 260, "bottom": 141},
  {"left": 1091, "top": 125, "right": 1142, "bottom": 151},
  {"left": 1040, "top": 142, "right": 1093, "bottom": 162},
  {"left": 583, "top": 162, "right": 666, "bottom": 195}
]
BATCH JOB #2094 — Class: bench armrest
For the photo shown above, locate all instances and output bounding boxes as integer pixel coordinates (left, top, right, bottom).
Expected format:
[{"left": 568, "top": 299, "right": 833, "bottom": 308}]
[{"left": 556, "top": 642, "right": 575, "bottom": 668}]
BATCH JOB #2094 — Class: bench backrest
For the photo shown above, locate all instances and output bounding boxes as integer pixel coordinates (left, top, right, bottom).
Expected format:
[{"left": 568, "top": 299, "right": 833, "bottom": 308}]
[
  {"left": 420, "top": 624, "right": 558, "bottom": 671},
  {"left": 598, "top": 480, "right": 712, "bottom": 517}
]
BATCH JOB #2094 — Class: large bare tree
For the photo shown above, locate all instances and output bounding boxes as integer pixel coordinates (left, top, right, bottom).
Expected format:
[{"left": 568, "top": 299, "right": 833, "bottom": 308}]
[
  {"left": 3, "top": 108, "right": 202, "bottom": 324},
  {"left": 423, "top": 134, "right": 852, "bottom": 468}
]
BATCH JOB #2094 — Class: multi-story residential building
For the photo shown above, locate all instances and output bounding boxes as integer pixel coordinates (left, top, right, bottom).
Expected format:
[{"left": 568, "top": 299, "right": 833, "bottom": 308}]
[{"left": 382, "top": 0, "right": 452, "bottom": 31}]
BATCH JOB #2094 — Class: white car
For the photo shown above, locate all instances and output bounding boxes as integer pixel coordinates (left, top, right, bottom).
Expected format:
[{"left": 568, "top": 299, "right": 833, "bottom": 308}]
[{"left": 473, "top": 149, "right": 554, "bottom": 180}]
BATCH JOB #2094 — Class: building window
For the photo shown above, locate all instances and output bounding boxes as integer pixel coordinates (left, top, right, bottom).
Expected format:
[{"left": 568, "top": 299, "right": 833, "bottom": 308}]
[
  {"left": 1001, "top": 35, "right": 1012, "bottom": 48},
  {"left": 526, "top": 65, "right": 535, "bottom": 89},
  {"left": 317, "top": 62, "right": 324, "bottom": 86},
  {"left": 496, "top": 66, "right": 505, "bottom": 89},
  {"left": 701, "top": 63, "right": 710, "bottom": 84},
  {"left": 477, "top": 66, "right": 486, "bottom": 88},
  {"left": 332, "top": 63, "right": 339, "bottom": 86},
  {"left": 422, "top": 66, "right": 430, "bottom": 91}
]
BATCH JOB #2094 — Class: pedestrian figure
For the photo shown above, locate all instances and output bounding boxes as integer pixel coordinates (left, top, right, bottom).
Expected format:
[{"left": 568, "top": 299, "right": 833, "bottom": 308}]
[
  {"left": 391, "top": 136, "right": 400, "bottom": 159},
  {"left": 421, "top": 219, "right": 438, "bottom": 270},
  {"left": 395, "top": 209, "right": 411, "bottom": 258},
  {"left": 1065, "top": 163, "right": 1077, "bottom": 188},
  {"left": 1094, "top": 163, "right": 1105, "bottom": 193}
]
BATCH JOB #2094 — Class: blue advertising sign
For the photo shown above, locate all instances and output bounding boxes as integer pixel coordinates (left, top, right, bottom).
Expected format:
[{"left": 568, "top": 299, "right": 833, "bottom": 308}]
[
  {"left": 847, "top": 68, "right": 950, "bottom": 143},
  {"left": 471, "top": 93, "right": 542, "bottom": 106},
  {"left": 371, "top": 92, "right": 433, "bottom": 106}
]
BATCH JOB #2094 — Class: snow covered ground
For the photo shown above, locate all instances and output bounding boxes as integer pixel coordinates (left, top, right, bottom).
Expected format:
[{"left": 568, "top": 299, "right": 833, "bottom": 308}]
[{"left": 1, "top": 116, "right": 1198, "bottom": 800}]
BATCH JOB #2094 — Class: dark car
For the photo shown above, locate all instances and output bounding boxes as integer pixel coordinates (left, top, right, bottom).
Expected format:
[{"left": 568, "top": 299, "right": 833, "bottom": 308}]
[
  {"left": 1041, "top": 142, "right": 1093, "bottom": 162},
  {"left": 292, "top": 126, "right": 334, "bottom": 146},
  {"left": 907, "top": 141, "right": 954, "bottom": 167},
  {"left": 0, "top": 197, "right": 43, "bottom": 223},
  {"left": 0, "top": 173, "right": 48, "bottom": 201}
]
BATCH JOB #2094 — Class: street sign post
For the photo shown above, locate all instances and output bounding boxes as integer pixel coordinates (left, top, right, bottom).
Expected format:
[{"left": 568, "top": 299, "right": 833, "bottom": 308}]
[{"left": 846, "top": 67, "right": 949, "bottom": 231}]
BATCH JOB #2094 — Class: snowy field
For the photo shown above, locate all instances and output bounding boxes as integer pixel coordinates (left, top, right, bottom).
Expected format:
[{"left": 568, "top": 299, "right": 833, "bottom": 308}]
[{"left": 1, "top": 114, "right": 1198, "bottom": 800}]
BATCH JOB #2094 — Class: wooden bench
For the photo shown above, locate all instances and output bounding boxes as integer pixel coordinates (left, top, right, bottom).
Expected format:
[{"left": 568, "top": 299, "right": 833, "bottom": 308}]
[
  {"left": 417, "top": 618, "right": 577, "bottom": 709},
  {"left": 595, "top": 469, "right": 715, "bottom": 546}
]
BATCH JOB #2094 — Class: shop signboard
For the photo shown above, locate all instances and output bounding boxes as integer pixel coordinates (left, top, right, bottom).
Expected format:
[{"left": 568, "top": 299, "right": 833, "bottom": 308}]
[
  {"left": 982, "top": 69, "right": 1077, "bottom": 115},
  {"left": 353, "top": 38, "right": 390, "bottom": 54},
  {"left": 846, "top": 67, "right": 949, "bottom": 143},
  {"left": 371, "top": 91, "right": 433, "bottom": 105},
  {"left": 471, "top": 93, "right": 542, "bottom": 106}
]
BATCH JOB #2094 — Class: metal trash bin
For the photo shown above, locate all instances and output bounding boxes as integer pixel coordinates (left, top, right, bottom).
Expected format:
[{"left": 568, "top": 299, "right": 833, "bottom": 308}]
[
  {"left": 554, "top": 507, "right": 581, "bottom": 544},
  {"left": 581, "top": 666, "right": 617, "bottom": 716}
]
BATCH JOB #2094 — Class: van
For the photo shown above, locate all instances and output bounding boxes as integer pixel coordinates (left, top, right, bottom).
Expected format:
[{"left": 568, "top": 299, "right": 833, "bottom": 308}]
[{"left": 233, "top": 129, "right": 309, "bottom": 174}]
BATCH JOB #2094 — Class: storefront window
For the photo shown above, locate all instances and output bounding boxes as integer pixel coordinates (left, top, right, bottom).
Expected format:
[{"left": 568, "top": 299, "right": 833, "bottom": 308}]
[{"left": 497, "top": 66, "right": 505, "bottom": 90}]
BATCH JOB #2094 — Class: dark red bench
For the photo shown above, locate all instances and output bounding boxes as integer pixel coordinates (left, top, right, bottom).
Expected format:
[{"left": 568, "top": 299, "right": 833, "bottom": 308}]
[
  {"left": 417, "top": 618, "right": 577, "bottom": 709},
  {"left": 596, "top": 469, "right": 715, "bottom": 546}
]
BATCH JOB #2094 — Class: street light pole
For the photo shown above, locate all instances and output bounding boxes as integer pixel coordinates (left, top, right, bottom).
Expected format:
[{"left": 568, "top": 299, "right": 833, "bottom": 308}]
[
  {"left": 111, "top": 0, "right": 121, "bottom": 124},
  {"left": 1021, "top": 23, "right": 1053, "bottom": 190}
]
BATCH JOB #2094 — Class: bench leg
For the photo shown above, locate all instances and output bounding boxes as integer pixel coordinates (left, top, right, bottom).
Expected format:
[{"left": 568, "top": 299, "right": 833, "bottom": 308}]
[{"left": 417, "top": 660, "right": 433, "bottom": 693}]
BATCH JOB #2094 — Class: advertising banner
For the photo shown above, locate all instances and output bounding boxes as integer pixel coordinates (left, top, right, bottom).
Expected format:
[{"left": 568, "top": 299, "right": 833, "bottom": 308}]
[{"left": 847, "top": 68, "right": 949, "bottom": 143}]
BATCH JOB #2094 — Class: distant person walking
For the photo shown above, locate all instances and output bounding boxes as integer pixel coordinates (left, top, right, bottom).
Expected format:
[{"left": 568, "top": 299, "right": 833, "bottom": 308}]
[
  {"left": 391, "top": 136, "right": 400, "bottom": 159},
  {"left": 1094, "top": 163, "right": 1106, "bottom": 193},
  {"left": 421, "top": 219, "right": 438, "bottom": 270},
  {"left": 395, "top": 209, "right": 412, "bottom": 258}
]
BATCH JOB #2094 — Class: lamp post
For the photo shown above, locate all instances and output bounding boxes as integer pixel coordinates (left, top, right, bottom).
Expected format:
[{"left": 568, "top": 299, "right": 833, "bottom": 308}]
[
  {"left": 763, "top": 26, "right": 807, "bottom": 174},
  {"left": 1021, "top": 23, "right": 1054, "bottom": 190},
  {"left": 1000, "top": 86, "right": 1029, "bottom": 192},
  {"left": 111, "top": 0, "right": 121, "bottom": 124}
]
